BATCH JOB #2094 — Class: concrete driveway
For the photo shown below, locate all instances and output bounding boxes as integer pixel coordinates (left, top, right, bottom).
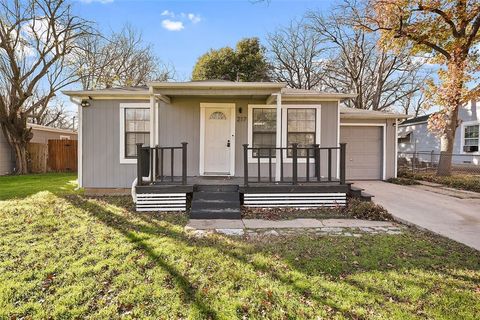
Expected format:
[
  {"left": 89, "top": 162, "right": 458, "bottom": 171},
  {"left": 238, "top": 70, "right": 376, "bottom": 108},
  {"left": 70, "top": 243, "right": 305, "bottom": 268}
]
[{"left": 354, "top": 181, "right": 480, "bottom": 251}]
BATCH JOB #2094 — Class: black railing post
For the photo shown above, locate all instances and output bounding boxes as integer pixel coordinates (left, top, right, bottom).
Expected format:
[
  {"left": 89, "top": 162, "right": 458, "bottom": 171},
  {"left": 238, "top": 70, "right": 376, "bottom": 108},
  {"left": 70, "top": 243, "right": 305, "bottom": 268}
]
[
  {"left": 340, "top": 143, "right": 346, "bottom": 185},
  {"left": 306, "top": 147, "right": 310, "bottom": 182},
  {"left": 292, "top": 143, "right": 298, "bottom": 185},
  {"left": 150, "top": 146, "right": 154, "bottom": 184},
  {"left": 155, "top": 145, "right": 159, "bottom": 181},
  {"left": 181, "top": 142, "right": 188, "bottom": 185},
  {"left": 243, "top": 144, "right": 249, "bottom": 187},
  {"left": 268, "top": 148, "right": 272, "bottom": 182},
  {"left": 171, "top": 147, "right": 174, "bottom": 182},
  {"left": 313, "top": 144, "right": 320, "bottom": 182},
  {"left": 328, "top": 148, "right": 332, "bottom": 182},
  {"left": 136, "top": 143, "right": 143, "bottom": 186}
]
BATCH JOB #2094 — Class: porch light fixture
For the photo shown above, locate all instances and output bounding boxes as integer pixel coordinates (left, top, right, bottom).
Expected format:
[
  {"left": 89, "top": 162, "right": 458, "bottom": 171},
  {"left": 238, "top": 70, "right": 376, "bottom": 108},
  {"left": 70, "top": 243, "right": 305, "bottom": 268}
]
[{"left": 81, "top": 100, "right": 90, "bottom": 108}]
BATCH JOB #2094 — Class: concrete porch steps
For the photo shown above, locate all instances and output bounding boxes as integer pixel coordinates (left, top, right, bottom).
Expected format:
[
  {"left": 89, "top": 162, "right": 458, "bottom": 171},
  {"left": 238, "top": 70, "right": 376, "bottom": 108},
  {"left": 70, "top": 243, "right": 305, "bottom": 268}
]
[
  {"left": 190, "top": 185, "right": 241, "bottom": 219},
  {"left": 348, "top": 185, "right": 374, "bottom": 201}
]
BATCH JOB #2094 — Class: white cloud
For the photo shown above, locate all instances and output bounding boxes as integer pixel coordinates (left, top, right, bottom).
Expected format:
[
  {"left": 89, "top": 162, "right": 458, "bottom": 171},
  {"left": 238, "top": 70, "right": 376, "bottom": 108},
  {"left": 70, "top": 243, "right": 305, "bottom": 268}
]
[
  {"left": 161, "top": 20, "right": 184, "bottom": 31},
  {"left": 161, "top": 10, "right": 175, "bottom": 17},
  {"left": 160, "top": 10, "right": 201, "bottom": 30},
  {"left": 187, "top": 13, "right": 201, "bottom": 24}
]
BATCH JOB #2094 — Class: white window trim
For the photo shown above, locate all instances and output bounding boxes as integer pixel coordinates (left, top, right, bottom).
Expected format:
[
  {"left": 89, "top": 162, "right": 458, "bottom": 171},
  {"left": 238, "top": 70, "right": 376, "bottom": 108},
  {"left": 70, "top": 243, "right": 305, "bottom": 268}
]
[
  {"left": 119, "top": 103, "right": 151, "bottom": 164},
  {"left": 59, "top": 135, "right": 70, "bottom": 140},
  {"left": 247, "top": 104, "right": 322, "bottom": 164},
  {"left": 460, "top": 120, "right": 480, "bottom": 155},
  {"left": 340, "top": 123, "right": 387, "bottom": 180}
]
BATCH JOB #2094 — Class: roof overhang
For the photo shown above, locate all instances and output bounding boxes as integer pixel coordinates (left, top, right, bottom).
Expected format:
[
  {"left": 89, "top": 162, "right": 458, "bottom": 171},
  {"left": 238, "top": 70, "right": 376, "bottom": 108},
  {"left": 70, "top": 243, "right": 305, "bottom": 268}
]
[
  {"left": 62, "top": 90, "right": 150, "bottom": 100},
  {"left": 28, "top": 123, "right": 77, "bottom": 134}
]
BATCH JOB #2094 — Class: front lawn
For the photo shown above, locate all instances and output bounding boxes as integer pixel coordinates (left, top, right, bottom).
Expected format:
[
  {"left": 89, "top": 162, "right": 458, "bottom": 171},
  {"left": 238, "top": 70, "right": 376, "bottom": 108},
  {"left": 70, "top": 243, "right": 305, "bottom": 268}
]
[
  {"left": 0, "top": 172, "right": 79, "bottom": 200},
  {"left": 399, "top": 171, "right": 480, "bottom": 193},
  {"left": 1, "top": 189, "right": 479, "bottom": 318}
]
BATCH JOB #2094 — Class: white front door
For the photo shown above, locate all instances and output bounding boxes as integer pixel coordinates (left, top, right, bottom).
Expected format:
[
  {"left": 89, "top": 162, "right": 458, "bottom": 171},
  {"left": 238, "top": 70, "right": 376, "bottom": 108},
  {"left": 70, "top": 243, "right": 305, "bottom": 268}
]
[{"left": 200, "top": 104, "right": 235, "bottom": 175}]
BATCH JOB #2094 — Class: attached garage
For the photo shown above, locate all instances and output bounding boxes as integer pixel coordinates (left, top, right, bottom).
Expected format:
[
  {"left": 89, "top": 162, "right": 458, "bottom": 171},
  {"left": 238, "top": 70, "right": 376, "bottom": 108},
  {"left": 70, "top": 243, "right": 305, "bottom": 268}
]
[
  {"left": 340, "top": 107, "right": 409, "bottom": 181},
  {"left": 340, "top": 125, "right": 384, "bottom": 180}
]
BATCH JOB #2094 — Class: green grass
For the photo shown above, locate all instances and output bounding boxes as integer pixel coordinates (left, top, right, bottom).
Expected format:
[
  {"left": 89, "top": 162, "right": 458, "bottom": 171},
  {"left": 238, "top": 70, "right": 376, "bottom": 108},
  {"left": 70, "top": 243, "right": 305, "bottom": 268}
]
[
  {"left": 0, "top": 172, "right": 79, "bottom": 200},
  {"left": 399, "top": 171, "right": 480, "bottom": 193},
  {"left": 0, "top": 187, "right": 479, "bottom": 318}
]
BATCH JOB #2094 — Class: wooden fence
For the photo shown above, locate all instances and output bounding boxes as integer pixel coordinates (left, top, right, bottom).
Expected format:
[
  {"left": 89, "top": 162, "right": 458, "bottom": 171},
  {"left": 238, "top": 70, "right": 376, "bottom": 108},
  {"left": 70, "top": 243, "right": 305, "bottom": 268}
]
[
  {"left": 48, "top": 139, "right": 77, "bottom": 172},
  {"left": 27, "top": 139, "right": 77, "bottom": 173},
  {"left": 27, "top": 143, "right": 48, "bottom": 173}
]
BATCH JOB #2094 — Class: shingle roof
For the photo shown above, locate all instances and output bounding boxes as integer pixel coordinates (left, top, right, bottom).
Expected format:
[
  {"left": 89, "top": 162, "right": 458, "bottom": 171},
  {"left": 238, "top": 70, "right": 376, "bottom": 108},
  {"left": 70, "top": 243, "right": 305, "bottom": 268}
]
[
  {"left": 340, "top": 107, "right": 409, "bottom": 119},
  {"left": 400, "top": 114, "right": 431, "bottom": 125}
]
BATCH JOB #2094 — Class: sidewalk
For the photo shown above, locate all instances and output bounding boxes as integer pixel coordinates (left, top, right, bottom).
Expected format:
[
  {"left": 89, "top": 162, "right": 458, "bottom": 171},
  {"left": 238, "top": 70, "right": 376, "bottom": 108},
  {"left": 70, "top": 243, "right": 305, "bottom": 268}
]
[{"left": 185, "top": 218, "right": 403, "bottom": 237}]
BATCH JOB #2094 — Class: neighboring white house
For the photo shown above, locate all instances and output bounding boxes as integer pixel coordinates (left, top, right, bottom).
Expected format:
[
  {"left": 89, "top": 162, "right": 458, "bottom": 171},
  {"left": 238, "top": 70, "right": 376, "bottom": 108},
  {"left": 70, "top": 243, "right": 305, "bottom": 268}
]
[{"left": 398, "top": 100, "right": 479, "bottom": 166}]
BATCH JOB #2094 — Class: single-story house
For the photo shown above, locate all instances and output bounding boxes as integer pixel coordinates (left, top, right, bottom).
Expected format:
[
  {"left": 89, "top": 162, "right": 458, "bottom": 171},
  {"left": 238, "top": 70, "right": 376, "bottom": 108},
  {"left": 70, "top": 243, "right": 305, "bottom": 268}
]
[
  {"left": 398, "top": 100, "right": 479, "bottom": 166},
  {"left": 0, "top": 124, "right": 77, "bottom": 175},
  {"left": 64, "top": 81, "right": 407, "bottom": 215}
]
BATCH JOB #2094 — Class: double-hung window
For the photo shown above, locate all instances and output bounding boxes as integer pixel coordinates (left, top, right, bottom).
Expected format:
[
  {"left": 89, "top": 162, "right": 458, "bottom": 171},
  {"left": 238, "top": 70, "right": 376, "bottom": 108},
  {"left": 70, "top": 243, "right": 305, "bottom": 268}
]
[
  {"left": 464, "top": 124, "right": 479, "bottom": 153},
  {"left": 287, "top": 108, "right": 316, "bottom": 157},
  {"left": 124, "top": 108, "right": 150, "bottom": 158},
  {"left": 252, "top": 108, "right": 277, "bottom": 158}
]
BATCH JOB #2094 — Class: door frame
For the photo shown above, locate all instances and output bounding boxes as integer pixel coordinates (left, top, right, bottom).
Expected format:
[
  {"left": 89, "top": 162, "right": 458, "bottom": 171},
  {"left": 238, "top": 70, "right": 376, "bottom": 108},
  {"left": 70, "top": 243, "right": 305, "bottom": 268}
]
[
  {"left": 340, "top": 123, "right": 386, "bottom": 180},
  {"left": 199, "top": 103, "right": 236, "bottom": 176}
]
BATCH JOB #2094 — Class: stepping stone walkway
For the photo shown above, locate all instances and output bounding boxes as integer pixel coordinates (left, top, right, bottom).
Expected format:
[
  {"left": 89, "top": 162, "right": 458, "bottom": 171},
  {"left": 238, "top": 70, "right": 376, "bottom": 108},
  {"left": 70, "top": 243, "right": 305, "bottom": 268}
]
[{"left": 185, "top": 218, "right": 405, "bottom": 238}]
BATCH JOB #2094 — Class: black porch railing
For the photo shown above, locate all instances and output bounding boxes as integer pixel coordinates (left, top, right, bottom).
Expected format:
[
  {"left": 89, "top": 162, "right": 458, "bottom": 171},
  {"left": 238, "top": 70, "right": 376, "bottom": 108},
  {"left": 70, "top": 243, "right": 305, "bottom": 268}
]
[
  {"left": 136, "top": 142, "right": 188, "bottom": 186},
  {"left": 243, "top": 143, "right": 346, "bottom": 186}
]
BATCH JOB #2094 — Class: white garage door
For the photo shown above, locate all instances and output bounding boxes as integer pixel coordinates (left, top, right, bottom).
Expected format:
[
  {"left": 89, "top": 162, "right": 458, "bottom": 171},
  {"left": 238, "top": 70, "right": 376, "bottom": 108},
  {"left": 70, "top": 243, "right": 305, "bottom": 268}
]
[{"left": 340, "top": 126, "right": 383, "bottom": 180}]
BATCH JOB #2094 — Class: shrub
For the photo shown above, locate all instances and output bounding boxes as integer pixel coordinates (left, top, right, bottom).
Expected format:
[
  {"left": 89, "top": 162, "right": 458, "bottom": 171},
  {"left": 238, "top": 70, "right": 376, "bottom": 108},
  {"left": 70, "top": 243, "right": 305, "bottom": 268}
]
[
  {"left": 386, "top": 177, "right": 420, "bottom": 185},
  {"left": 346, "top": 198, "right": 393, "bottom": 221}
]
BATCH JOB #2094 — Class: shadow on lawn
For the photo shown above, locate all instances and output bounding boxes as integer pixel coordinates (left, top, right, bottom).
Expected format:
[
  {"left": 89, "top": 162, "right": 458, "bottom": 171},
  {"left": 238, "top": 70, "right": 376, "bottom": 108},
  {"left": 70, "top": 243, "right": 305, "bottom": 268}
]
[{"left": 63, "top": 194, "right": 480, "bottom": 318}]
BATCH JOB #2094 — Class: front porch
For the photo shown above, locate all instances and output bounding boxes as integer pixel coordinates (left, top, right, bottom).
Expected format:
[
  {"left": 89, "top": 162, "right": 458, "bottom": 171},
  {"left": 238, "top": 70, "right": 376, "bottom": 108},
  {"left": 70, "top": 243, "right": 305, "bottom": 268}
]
[{"left": 135, "top": 143, "right": 349, "bottom": 214}]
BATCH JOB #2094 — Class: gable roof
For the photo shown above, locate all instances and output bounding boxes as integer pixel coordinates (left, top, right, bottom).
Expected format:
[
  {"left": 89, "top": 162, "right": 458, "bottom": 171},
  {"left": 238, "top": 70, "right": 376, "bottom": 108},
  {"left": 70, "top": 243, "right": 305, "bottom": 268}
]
[{"left": 399, "top": 114, "right": 431, "bottom": 126}]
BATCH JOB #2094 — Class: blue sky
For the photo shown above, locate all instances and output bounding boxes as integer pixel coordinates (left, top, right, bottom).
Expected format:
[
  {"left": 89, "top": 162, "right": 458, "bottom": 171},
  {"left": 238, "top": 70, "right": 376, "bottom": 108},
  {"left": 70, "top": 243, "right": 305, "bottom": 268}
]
[{"left": 74, "top": 0, "right": 335, "bottom": 80}]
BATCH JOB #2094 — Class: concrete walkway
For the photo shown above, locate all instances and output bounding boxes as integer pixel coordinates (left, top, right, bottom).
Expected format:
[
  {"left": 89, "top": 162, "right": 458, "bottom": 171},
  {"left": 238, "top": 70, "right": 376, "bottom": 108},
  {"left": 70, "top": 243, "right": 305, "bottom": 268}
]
[
  {"left": 186, "top": 218, "right": 402, "bottom": 237},
  {"left": 355, "top": 181, "right": 480, "bottom": 251}
]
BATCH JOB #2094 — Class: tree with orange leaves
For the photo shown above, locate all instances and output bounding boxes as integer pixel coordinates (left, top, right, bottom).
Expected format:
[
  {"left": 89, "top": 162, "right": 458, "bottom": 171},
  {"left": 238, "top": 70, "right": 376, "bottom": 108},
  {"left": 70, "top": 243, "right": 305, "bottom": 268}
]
[{"left": 350, "top": 0, "right": 480, "bottom": 176}]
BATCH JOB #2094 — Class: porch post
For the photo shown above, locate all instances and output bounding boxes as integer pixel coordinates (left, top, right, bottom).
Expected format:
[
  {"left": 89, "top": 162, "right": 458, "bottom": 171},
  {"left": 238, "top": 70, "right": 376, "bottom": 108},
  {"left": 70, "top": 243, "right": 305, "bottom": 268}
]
[
  {"left": 149, "top": 87, "right": 156, "bottom": 180},
  {"left": 275, "top": 93, "right": 282, "bottom": 182}
]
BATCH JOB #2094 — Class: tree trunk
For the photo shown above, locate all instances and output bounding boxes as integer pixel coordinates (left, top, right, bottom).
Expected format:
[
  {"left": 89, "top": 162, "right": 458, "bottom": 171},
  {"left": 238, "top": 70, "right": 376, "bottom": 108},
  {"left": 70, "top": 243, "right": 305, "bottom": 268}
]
[
  {"left": 13, "top": 142, "right": 29, "bottom": 174},
  {"left": 435, "top": 57, "right": 464, "bottom": 176},
  {"left": 437, "top": 134, "right": 455, "bottom": 176},
  {"left": 0, "top": 121, "right": 32, "bottom": 174}
]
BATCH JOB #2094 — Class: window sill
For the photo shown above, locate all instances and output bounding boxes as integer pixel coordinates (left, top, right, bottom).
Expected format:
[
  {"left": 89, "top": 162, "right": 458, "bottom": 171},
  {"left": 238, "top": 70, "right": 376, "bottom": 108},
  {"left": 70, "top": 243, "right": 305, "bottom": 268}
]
[{"left": 120, "top": 158, "right": 137, "bottom": 164}]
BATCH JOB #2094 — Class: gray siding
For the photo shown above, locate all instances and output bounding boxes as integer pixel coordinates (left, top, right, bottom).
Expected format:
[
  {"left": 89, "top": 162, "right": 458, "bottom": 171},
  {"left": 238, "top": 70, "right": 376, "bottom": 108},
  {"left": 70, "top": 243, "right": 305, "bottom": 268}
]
[{"left": 82, "top": 99, "right": 143, "bottom": 188}]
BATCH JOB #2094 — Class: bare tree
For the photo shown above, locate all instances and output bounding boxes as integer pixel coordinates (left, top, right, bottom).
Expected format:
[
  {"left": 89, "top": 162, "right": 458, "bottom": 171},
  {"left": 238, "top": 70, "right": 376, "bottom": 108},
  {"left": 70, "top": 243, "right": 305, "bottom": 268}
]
[
  {"left": 268, "top": 20, "right": 327, "bottom": 89},
  {"left": 29, "top": 96, "right": 73, "bottom": 128},
  {"left": 308, "top": 10, "right": 428, "bottom": 112},
  {"left": 73, "top": 24, "right": 174, "bottom": 90},
  {"left": 0, "top": 0, "right": 91, "bottom": 173}
]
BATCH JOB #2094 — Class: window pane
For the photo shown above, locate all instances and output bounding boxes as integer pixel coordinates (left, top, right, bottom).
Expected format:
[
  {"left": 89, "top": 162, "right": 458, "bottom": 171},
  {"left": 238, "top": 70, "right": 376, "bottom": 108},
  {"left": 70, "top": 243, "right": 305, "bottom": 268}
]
[
  {"left": 124, "top": 108, "right": 151, "bottom": 157},
  {"left": 465, "top": 125, "right": 479, "bottom": 139},
  {"left": 252, "top": 133, "right": 276, "bottom": 157},
  {"left": 287, "top": 109, "right": 315, "bottom": 133},
  {"left": 465, "top": 138, "right": 479, "bottom": 146},
  {"left": 125, "top": 109, "right": 135, "bottom": 120},
  {"left": 253, "top": 109, "right": 276, "bottom": 132}
]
